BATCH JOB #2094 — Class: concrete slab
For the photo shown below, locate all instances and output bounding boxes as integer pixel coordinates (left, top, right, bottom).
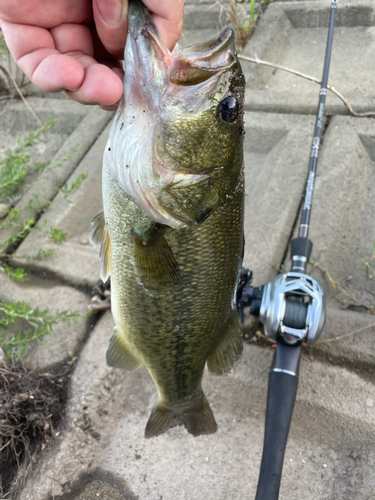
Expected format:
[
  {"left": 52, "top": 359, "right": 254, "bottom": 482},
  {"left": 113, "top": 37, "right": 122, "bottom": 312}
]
[
  {"left": 242, "top": 0, "right": 375, "bottom": 114},
  {"left": 179, "top": 29, "right": 220, "bottom": 47},
  {"left": 18, "top": 312, "right": 375, "bottom": 500},
  {"left": 308, "top": 306, "right": 375, "bottom": 373},
  {"left": 0, "top": 101, "right": 111, "bottom": 250},
  {"left": 243, "top": 111, "right": 316, "bottom": 284},
  {"left": 183, "top": 3, "right": 224, "bottom": 31},
  {"left": 0, "top": 98, "right": 88, "bottom": 136},
  {"left": 308, "top": 116, "right": 375, "bottom": 302},
  {"left": 0, "top": 272, "right": 91, "bottom": 369},
  {"left": 292, "top": 115, "right": 375, "bottom": 369},
  {"left": 11, "top": 122, "right": 112, "bottom": 289}
]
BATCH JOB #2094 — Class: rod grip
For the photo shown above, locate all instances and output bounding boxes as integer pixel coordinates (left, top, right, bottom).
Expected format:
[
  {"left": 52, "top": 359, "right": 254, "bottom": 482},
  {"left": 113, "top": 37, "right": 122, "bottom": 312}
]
[{"left": 255, "top": 371, "right": 299, "bottom": 500}]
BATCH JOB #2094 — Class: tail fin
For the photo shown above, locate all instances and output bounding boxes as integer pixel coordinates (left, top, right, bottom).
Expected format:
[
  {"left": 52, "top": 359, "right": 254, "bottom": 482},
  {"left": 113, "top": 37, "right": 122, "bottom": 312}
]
[{"left": 145, "top": 392, "right": 217, "bottom": 438}]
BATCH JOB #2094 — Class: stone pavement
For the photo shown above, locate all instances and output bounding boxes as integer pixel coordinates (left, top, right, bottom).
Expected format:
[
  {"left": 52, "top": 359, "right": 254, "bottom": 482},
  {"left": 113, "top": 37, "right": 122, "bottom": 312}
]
[{"left": 1, "top": 0, "right": 374, "bottom": 499}]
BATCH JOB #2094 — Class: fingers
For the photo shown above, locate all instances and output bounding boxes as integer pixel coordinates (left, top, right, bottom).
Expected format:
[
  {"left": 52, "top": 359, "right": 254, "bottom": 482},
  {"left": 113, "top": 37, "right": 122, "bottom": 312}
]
[
  {"left": 2, "top": 22, "right": 85, "bottom": 91},
  {"left": 0, "top": 0, "right": 91, "bottom": 28},
  {"left": 0, "top": 0, "right": 184, "bottom": 110},
  {"left": 144, "top": 0, "right": 184, "bottom": 50},
  {"left": 50, "top": 24, "right": 94, "bottom": 57},
  {"left": 2, "top": 21, "right": 123, "bottom": 106},
  {"left": 65, "top": 59, "right": 123, "bottom": 106},
  {"left": 92, "top": 0, "right": 128, "bottom": 59},
  {"left": 93, "top": 0, "right": 184, "bottom": 59}
]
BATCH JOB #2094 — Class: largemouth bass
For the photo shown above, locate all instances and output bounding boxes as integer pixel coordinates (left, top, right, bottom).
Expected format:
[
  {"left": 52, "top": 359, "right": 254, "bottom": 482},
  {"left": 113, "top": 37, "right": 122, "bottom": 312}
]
[{"left": 91, "top": 0, "right": 245, "bottom": 438}]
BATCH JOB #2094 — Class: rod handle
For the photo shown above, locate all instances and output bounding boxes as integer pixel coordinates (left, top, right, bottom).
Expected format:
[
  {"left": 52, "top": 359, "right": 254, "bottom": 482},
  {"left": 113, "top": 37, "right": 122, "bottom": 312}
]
[{"left": 255, "top": 371, "right": 299, "bottom": 500}]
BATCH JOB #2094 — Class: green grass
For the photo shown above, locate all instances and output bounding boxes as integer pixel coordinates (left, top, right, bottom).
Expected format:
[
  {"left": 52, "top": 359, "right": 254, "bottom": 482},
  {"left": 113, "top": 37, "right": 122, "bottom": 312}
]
[
  {"left": 0, "top": 31, "right": 7, "bottom": 54},
  {"left": 222, "top": 0, "right": 260, "bottom": 50},
  {"left": 59, "top": 173, "right": 87, "bottom": 202},
  {"left": 33, "top": 248, "right": 55, "bottom": 260},
  {"left": 359, "top": 239, "right": 375, "bottom": 281},
  {"left": 46, "top": 227, "right": 67, "bottom": 244},
  {"left": 0, "top": 120, "right": 56, "bottom": 203},
  {"left": 1, "top": 266, "right": 28, "bottom": 282},
  {"left": 250, "top": 0, "right": 257, "bottom": 20},
  {"left": 0, "top": 217, "right": 35, "bottom": 249},
  {"left": 26, "top": 193, "right": 51, "bottom": 213},
  {"left": 0, "top": 301, "right": 79, "bottom": 356},
  {"left": 0, "top": 120, "right": 85, "bottom": 357}
]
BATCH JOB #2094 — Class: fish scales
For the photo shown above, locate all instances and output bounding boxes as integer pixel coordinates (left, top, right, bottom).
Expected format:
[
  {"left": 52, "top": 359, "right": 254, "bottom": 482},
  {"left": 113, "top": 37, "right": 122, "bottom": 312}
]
[
  {"left": 103, "top": 163, "right": 244, "bottom": 400},
  {"left": 91, "top": 0, "right": 246, "bottom": 437}
]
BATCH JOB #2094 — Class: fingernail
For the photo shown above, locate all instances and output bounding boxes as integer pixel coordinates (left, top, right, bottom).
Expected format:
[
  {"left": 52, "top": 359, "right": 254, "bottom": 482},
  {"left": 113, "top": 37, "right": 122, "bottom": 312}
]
[{"left": 97, "top": 0, "right": 128, "bottom": 26}]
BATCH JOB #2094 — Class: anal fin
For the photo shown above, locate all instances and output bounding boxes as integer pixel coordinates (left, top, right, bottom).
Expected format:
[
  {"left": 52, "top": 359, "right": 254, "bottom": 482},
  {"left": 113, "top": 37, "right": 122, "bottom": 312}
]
[
  {"left": 90, "top": 212, "right": 111, "bottom": 283},
  {"left": 133, "top": 224, "right": 181, "bottom": 285},
  {"left": 106, "top": 328, "right": 142, "bottom": 371},
  {"left": 207, "top": 312, "right": 243, "bottom": 375},
  {"left": 145, "top": 392, "right": 217, "bottom": 438}
]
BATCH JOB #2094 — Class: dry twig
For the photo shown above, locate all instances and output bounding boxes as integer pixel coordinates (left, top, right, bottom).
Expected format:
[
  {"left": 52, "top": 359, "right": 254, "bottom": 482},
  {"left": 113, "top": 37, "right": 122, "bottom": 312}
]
[
  {"left": 251, "top": 322, "right": 375, "bottom": 347},
  {"left": 311, "top": 257, "right": 375, "bottom": 314},
  {"left": 316, "top": 321, "right": 375, "bottom": 344},
  {"left": 0, "top": 63, "right": 42, "bottom": 125},
  {"left": 238, "top": 54, "right": 375, "bottom": 118}
]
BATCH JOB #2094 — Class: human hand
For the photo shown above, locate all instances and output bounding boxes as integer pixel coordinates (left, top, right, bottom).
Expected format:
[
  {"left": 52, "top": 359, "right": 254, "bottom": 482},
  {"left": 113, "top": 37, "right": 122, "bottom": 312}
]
[{"left": 0, "top": 0, "right": 184, "bottom": 111}]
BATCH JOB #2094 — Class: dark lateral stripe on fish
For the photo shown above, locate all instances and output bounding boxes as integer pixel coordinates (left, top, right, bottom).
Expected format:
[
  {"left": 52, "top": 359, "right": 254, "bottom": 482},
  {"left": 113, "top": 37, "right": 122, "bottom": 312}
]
[{"left": 174, "top": 336, "right": 187, "bottom": 400}]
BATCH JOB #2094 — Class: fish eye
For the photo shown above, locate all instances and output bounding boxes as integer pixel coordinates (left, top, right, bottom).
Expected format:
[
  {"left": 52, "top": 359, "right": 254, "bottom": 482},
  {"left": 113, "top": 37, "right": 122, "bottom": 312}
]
[{"left": 219, "top": 96, "right": 239, "bottom": 123}]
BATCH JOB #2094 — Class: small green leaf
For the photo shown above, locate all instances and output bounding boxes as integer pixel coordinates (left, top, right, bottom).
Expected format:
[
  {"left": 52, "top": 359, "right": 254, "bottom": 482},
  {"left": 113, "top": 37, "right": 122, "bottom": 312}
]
[
  {"left": 3, "top": 266, "right": 29, "bottom": 282},
  {"left": 59, "top": 173, "right": 88, "bottom": 198},
  {"left": 47, "top": 227, "right": 67, "bottom": 244},
  {"left": 34, "top": 248, "right": 55, "bottom": 260}
]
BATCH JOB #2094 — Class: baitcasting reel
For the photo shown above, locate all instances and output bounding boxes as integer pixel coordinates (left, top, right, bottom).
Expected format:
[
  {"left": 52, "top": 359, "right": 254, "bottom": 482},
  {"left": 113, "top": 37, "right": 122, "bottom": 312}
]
[
  {"left": 238, "top": 263, "right": 326, "bottom": 347},
  {"left": 239, "top": 231, "right": 326, "bottom": 347},
  {"left": 259, "top": 271, "right": 325, "bottom": 346}
]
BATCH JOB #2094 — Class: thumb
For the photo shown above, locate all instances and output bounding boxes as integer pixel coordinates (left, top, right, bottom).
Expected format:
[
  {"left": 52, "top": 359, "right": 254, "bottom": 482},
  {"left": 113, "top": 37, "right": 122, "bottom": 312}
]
[{"left": 92, "top": 0, "right": 128, "bottom": 59}]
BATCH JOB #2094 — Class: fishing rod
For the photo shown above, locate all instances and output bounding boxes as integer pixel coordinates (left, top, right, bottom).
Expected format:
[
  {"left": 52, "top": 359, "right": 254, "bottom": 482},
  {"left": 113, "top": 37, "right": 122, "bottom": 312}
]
[{"left": 237, "top": 0, "right": 338, "bottom": 498}]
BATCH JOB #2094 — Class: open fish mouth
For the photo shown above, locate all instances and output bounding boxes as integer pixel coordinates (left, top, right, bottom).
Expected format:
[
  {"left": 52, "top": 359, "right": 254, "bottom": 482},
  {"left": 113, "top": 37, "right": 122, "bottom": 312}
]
[
  {"left": 105, "top": 0, "right": 243, "bottom": 229},
  {"left": 170, "top": 27, "right": 237, "bottom": 85},
  {"left": 125, "top": 0, "right": 237, "bottom": 98}
]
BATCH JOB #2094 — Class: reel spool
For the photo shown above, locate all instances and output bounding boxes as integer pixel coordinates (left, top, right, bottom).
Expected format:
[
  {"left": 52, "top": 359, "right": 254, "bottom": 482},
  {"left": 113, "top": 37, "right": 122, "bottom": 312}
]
[{"left": 259, "top": 271, "right": 326, "bottom": 345}]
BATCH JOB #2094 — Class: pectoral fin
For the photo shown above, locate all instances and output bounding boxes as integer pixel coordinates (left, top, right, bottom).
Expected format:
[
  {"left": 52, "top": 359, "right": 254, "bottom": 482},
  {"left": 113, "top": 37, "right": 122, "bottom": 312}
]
[
  {"left": 106, "top": 328, "right": 142, "bottom": 371},
  {"left": 133, "top": 224, "right": 181, "bottom": 285},
  {"left": 90, "top": 212, "right": 111, "bottom": 283},
  {"left": 207, "top": 312, "right": 243, "bottom": 375}
]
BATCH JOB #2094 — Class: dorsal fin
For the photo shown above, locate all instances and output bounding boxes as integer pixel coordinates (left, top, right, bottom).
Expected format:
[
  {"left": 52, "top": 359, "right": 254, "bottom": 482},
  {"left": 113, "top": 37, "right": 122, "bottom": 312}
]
[{"left": 90, "top": 212, "right": 111, "bottom": 283}]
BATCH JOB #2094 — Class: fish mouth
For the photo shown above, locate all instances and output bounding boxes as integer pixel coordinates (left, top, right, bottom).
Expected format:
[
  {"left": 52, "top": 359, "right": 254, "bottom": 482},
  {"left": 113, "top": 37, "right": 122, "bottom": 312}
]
[
  {"left": 125, "top": 0, "right": 172, "bottom": 110},
  {"left": 170, "top": 27, "right": 237, "bottom": 85},
  {"left": 107, "top": 0, "right": 241, "bottom": 229},
  {"left": 127, "top": 0, "right": 237, "bottom": 93}
]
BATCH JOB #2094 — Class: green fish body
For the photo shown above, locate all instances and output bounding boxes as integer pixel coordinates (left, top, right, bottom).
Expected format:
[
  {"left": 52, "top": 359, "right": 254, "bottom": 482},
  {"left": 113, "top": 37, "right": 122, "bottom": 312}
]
[{"left": 91, "top": 0, "right": 245, "bottom": 438}]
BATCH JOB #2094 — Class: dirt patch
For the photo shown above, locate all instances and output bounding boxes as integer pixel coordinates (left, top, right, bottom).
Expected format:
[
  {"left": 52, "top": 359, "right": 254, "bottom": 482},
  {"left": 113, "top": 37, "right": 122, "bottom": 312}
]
[
  {"left": 49, "top": 470, "right": 139, "bottom": 500},
  {"left": 0, "top": 355, "right": 74, "bottom": 498}
]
